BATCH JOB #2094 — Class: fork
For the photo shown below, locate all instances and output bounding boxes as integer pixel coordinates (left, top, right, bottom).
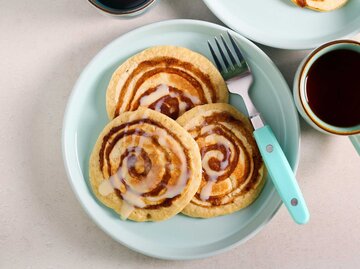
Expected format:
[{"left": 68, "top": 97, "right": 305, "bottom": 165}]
[{"left": 208, "top": 33, "right": 309, "bottom": 224}]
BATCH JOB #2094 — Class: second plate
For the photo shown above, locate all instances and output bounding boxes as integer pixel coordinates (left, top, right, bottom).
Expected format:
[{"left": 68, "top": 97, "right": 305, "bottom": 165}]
[{"left": 203, "top": 0, "right": 360, "bottom": 49}]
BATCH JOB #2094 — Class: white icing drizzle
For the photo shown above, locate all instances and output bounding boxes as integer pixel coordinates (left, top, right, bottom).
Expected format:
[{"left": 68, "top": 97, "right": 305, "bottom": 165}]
[
  {"left": 202, "top": 151, "right": 227, "bottom": 181},
  {"left": 200, "top": 125, "right": 215, "bottom": 135},
  {"left": 178, "top": 101, "right": 188, "bottom": 115},
  {"left": 200, "top": 180, "right": 215, "bottom": 201},
  {"left": 147, "top": 127, "right": 188, "bottom": 201},
  {"left": 98, "top": 111, "right": 189, "bottom": 220},
  {"left": 98, "top": 173, "right": 122, "bottom": 197},
  {"left": 199, "top": 128, "right": 235, "bottom": 201},
  {"left": 154, "top": 98, "right": 165, "bottom": 112},
  {"left": 181, "top": 92, "right": 200, "bottom": 104},
  {"left": 169, "top": 91, "right": 200, "bottom": 115},
  {"left": 98, "top": 180, "right": 114, "bottom": 196},
  {"left": 110, "top": 174, "right": 122, "bottom": 190},
  {"left": 122, "top": 189, "right": 146, "bottom": 208},
  {"left": 139, "top": 84, "right": 169, "bottom": 107},
  {"left": 119, "top": 201, "right": 135, "bottom": 220},
  {"left": 138, "top": 84, "right": 201, "bottom": 116}
]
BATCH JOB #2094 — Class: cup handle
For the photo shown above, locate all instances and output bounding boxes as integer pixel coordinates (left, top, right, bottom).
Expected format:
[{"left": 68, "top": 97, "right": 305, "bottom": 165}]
[{"left": 349, "top": 135, "right": 360, "bottom": 156}]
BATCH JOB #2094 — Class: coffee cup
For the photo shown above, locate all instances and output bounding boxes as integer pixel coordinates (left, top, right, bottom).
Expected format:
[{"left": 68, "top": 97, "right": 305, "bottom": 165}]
[
  {"left": 88, "top": 0, "right": 157, "bottom": 17},
  {"left": 293, "top": 40, "right": 360, "bottom": 155}
]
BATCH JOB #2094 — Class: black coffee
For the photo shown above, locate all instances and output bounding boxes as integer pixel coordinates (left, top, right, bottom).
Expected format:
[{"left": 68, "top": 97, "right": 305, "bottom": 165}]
[
  {"left": 305, "top": 49, "right": 360, "bottom": 128},
  {"left": 97, "top": 0, "right": 149, "bottom": 10}
]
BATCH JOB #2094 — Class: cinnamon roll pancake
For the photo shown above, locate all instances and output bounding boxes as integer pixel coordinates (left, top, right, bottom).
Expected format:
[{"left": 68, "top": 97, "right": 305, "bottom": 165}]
[
  {"left": 89, "top": 107, "right": 202, "bottom": 221},
  {"left": 291, "top": 0, "right": 348, "bottom": 11},
  {"left": 106, "top": 46, "right": 228, "bottom": 120},
  {"left": 177, "top": 104, "right": 266, "bottom": 218}
]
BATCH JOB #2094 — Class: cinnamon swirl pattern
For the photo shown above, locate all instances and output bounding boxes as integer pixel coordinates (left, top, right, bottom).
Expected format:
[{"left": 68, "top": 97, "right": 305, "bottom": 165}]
[
  {"left": 177, "top": 104, "right": 266, "bottom": 218},
  {"left": 106, "top": 46, "right": 228, "bottom": 120},
  {"left": 89, "top": 107, "right": 202, "bottom": 221}
]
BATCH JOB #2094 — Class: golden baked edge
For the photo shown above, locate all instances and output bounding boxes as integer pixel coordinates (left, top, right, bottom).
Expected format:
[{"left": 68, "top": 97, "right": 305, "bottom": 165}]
[
  {"left": 177, "top": 103, "right": 267, "bottom": 218},
  {"left": 89, "top": 107, "right": 202, "bottom": 221}
]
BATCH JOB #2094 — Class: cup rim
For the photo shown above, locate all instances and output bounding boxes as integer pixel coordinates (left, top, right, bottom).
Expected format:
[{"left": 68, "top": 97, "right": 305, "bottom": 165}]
[
  {"left": 298, "top": 39, "right": 360, "bottom": 136},
  {"left": 88, "top": 0, "right": 156, "bottom": 15}
]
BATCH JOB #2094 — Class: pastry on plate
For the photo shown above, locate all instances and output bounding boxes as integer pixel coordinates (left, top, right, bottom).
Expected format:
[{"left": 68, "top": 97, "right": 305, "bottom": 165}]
[
  {"left": 106, "top": 46, "right": 228, "bottom": 120},
  {"left": 291, "top": 0, "right": 348, "bottom": 11},
  {"left": 89, "top": 107, "right": 202, "bottom": 221},
  {"left": 177, "top": 103, "right": 266, "bottom": 218}
]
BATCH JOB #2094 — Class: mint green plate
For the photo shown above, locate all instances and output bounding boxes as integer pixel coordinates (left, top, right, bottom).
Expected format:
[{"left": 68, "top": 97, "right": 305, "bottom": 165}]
[
  {"left": 62, "top": 19, "right": 300, "bottom": 260},
  {"left": 203, "top": 0, "right": 360, "bottom": 49}
]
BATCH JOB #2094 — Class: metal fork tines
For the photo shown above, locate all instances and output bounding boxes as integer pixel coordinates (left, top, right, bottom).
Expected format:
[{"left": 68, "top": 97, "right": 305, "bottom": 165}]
[
  {"left": 208, "top": 33, "right": 310, "bottom": 225},
  {"left": 208, "top": 32, "right": 260, "bottom": 124},
  {"left": 207, "top": 34, "right": 249, "bottom": 80}
]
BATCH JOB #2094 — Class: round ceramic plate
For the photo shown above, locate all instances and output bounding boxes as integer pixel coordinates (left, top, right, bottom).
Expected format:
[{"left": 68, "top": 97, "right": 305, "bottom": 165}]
[
  {"left": 62, "top": 19, "right": 300, "bottom": 260},
  {"left": 203, "top": 0, "right": 360, "bottom": 49}
]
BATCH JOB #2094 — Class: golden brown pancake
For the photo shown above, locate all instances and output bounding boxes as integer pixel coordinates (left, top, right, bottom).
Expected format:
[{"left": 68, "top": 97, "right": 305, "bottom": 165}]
[
  {"left": 106, "top": 46, "right": 228, "bottom": 120},
  {"left": 89, "top": 107, "right": 202, "bottom": 221},
  {"left": 291, "top": 0, "right": 348, "bottom": 11},
  {"left": 177, "top": 104, "right": 266, "bottom": 218}
]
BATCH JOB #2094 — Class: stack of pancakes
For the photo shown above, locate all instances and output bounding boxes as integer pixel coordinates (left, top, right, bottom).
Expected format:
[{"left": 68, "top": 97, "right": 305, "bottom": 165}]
[{"left": 89, "top": 46, "right": 266, "bottom": 221}]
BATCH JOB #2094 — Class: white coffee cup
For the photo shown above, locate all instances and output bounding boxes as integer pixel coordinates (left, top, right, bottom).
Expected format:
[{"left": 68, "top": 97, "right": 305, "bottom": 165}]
[{"left": 293, "top": 39, "right": 360, "bottom": 155}]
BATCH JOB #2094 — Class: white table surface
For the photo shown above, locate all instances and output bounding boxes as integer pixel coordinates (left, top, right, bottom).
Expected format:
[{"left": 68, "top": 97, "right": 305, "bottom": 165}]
[{"left": 1, "top": 1, "right": 359, "bottom": 268}]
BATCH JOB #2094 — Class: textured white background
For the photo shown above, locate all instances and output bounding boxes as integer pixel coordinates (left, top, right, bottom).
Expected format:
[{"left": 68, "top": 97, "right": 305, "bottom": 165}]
[{"left": 1, "top": 0, "right": 359, "bottom": 268}]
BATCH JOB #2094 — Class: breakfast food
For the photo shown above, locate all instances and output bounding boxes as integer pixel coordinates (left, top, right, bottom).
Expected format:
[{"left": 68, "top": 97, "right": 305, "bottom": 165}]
[
  {"left": 106, "top": 46, "right": 228, "bottom": 120},
  {"left": 89, "top": 107, "right": 202, "bottom": 221},
  {"left": 291, "top": 0, "right": 348, "bottom": 11},
  {"left": 89, "top": 44, "right": 267, "bottom": 222},
  {"left": 177, "top": 104, "right": 266, "bottom": 218}
]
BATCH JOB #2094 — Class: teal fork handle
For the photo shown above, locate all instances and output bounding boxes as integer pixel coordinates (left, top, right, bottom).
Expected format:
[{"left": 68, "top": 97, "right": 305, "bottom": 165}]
[
  {"left": 349, "top": 134, "right": 360, "bottom": 156},
  {"left": 253, "top": 125, "right": 310, "bottom": 224}
]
